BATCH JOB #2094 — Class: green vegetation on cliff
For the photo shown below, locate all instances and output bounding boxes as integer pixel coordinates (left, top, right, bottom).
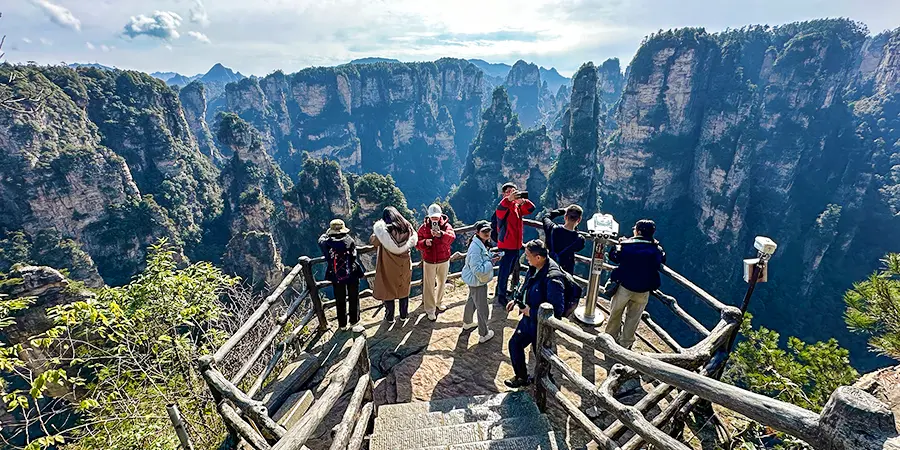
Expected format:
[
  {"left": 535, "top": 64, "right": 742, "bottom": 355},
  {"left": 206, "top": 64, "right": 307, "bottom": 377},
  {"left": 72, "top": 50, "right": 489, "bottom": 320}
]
[{"left": 845, "top": 253, "right": 900, "bottom": 360}]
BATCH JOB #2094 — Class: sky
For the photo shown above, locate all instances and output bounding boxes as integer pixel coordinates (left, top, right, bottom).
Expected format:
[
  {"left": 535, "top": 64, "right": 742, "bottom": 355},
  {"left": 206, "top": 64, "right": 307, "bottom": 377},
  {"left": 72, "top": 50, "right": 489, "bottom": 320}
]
[{"left": 4, "top": 0, "right": 900, "bottom": 77}]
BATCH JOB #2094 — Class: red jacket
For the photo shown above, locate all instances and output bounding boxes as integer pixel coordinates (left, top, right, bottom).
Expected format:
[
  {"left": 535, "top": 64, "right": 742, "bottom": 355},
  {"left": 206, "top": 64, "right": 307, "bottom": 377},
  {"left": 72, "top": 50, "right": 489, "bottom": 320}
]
[
  {"left": 496, "top": 198, "right": 535, "bottom": 250},
  {"left": 416, "top": 215, "right": 456, "bottom": 264}
]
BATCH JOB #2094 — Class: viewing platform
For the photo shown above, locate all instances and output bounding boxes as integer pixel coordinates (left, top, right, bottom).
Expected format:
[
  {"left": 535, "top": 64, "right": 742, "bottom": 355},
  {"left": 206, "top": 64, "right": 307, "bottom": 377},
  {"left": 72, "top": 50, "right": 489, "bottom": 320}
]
[{"left": 191, "top": 220, "right": 900, "bottom": 450}]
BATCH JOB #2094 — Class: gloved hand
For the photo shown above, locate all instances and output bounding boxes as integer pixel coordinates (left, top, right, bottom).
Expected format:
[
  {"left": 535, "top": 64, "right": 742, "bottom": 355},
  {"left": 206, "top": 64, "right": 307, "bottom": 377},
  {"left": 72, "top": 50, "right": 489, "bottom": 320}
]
[{"left": 549, "top": 208, "right": 566, "bottom": 219}]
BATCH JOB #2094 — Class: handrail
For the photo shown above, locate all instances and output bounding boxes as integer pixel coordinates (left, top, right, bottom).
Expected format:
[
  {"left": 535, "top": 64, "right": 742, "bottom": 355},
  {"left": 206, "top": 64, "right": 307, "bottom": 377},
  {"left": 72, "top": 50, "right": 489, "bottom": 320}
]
[
  {"left": 213, "top": 263, "right": 305, "bottom": 364},
  {"left": 232, "top": 292, "right": 308, "bottom": 386},
  {"left": 534, "top": 303, "right": 900, "bottom": 450}
]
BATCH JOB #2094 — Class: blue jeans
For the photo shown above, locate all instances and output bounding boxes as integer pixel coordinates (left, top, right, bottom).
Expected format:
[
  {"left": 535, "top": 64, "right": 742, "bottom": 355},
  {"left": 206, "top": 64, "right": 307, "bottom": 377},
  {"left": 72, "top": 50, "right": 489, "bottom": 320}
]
[
  {"left": 496, "top": 248, "right": 520, "bottom": 301},
  {"left": 509, "top": 324, "right": 536, "bottom": 380}
]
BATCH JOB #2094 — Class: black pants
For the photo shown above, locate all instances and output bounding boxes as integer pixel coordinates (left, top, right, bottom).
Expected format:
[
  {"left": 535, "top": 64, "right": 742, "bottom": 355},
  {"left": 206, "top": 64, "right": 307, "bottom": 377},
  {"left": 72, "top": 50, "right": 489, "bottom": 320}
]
[
  {"left": 497, "top": 249, "right": 521, "bottom": 302},
  {"left": 334, "top": 282, "right": 360, "bottom": 328},
  {"left": 384, "top": 297, "right": 409, "bottom": 322},
  {"left": 509, "top": 324, "right": 536, "bottom": 380}
]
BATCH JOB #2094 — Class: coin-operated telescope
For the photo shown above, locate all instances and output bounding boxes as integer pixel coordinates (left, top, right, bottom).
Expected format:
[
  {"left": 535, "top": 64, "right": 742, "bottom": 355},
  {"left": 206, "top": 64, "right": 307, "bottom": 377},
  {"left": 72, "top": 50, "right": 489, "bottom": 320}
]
[{"left": 575, "top": 213, "right": 620, "bottom": 325}]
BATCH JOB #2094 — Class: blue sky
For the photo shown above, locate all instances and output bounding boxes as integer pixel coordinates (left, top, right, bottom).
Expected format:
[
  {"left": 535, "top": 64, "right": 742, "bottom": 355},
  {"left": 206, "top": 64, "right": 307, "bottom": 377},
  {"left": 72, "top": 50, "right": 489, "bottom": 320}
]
[{"left": 5, "top": 0, "right": 899, "bottom": 77}]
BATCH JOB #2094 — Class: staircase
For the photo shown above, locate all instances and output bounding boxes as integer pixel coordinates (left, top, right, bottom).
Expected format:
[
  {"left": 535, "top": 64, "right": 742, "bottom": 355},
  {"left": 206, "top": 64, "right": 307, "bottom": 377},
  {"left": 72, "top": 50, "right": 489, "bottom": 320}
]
[{"left": 369, "top": 391, "right": 567, "bottom": 450}]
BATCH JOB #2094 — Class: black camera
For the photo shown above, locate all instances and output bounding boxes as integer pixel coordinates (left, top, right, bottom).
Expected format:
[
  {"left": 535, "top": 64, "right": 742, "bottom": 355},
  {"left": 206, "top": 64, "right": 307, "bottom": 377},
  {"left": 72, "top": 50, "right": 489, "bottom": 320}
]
[
  {"left": 515, "top": 191, "right": 529, "bottom": 200},
  {"left": 430, "top": 219, "right": 440, "bottom": 233}
]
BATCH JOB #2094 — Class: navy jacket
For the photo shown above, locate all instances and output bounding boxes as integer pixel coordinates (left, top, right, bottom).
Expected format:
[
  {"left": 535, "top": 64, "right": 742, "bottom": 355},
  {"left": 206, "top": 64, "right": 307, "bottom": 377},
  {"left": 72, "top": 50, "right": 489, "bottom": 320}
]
[
  {"left": 608, "top": 238, "right": 666, "bottom": 293},
  {"left": 515, "top": 259, "right": 567, "bottom": 339},
  {"left": 542, "top": 216, "right": 585, "bottom": 275}
]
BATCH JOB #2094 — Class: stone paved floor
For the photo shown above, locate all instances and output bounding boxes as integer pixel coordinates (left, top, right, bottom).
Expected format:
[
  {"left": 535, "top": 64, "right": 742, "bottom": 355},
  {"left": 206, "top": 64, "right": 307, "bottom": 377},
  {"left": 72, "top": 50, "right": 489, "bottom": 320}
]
[{"left": 296, "top": 279, "right": 675, "bottom": 449}]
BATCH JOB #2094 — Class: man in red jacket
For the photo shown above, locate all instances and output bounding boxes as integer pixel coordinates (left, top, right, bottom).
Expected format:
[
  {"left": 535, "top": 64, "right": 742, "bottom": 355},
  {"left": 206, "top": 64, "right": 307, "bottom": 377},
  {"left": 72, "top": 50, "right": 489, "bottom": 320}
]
[
  {"left": 495, "top": 182, "right": 535, "bottom": 305},
  {"left": 417, "top": 204, "right": 456, "bottom": 321}
]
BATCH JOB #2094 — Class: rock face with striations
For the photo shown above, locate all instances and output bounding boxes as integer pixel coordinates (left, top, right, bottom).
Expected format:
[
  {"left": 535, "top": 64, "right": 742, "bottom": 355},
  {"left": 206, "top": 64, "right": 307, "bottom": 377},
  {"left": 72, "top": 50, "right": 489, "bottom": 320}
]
[
  {"left": 504, "top": 60, "right": 543, "bottom": 129},
  {"left": 0, "top": 65, "right": 180, "bottom": 285},
  {"left": 180, "top": 81, "right": 225, "bottom": 166},
  {"left": 597, "top": 21, "right": 900, "bottom": 368},
  {"left": 543, "top": 62, "right": 602, "bottom": 214},
  {"left": 223, "top": 59, "right": 484, "bottom": 208}
]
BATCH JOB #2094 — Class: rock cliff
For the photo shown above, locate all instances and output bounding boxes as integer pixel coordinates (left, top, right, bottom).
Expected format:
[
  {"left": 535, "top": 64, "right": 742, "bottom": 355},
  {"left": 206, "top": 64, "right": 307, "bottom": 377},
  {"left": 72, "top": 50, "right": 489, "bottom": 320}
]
[
  {"left": 598, "top": 21, "right": 900, "bottom": 368},
  {"left": 223, "top": 59, "right": 485, "bottom": 208},
  {"left": 179, "top": 81, "right": 225, "bottom": 166},
  {"left": 0, "top": 65, "right": 180, "bottom": 285},
  {"left": 543, "top": 62, "right": 602, "bottom": 214},
  {"left": 505, "top": 60, "right": 543, "bottom": 129}
]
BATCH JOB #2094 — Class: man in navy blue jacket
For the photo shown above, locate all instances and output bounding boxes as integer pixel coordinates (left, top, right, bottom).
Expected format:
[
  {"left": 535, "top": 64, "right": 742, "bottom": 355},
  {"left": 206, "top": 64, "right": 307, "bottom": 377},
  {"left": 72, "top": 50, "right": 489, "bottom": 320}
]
[
  {"left": 504, "top": 239, "right": 566, "bottom": 389},
  {"left": 604, "top": 219, "right": 666, "bottom": 349}
]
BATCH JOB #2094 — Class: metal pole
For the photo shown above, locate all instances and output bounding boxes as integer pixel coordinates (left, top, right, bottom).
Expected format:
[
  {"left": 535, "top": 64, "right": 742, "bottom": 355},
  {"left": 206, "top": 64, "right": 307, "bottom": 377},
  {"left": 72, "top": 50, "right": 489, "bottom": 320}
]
[
  {"left": 713, "top": 253, "right": 768, "bottom": 380},
  {"left": 166, "top": 403, "right": 195, "bottom": 450},
  {"left": 575, "top": 235, "right": 606, "bottom": 325}
]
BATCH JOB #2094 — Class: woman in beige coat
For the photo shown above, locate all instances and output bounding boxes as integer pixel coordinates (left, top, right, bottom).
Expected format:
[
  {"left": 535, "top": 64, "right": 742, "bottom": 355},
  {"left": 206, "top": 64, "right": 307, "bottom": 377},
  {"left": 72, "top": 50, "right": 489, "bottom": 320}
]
[{"left": 370, "top": 207, "right": 417, "bottom": 323}]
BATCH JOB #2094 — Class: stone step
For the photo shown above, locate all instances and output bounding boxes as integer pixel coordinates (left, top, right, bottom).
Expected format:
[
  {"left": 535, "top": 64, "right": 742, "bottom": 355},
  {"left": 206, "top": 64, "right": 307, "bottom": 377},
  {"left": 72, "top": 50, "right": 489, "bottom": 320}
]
[
  {"left": 419, "top": 431, "right": 566, "bottom": 450},
  {"left": 368, "top": 414, "right": 552, "bottom": 450},
  {"left": 373, "top": 398, "right": 540, "bottom": 433},
  {"left": 376, "top": 391, "right": 533, "bottom": 419}
]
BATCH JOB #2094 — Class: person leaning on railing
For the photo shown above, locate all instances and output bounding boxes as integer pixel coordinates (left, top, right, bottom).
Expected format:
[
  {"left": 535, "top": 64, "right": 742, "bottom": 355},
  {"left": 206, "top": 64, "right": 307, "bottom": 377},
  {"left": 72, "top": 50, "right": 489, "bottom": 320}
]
[
  {"left": 542, "top": 204, "right": 586, "bottom": 275},
  {"left": 504, "top": 239, "right": 566, "bottom": 389},
  {"left": 604, "top": 219, "right": 667, "bottom": 349},
  {"left": 318, "top": 219, "right": 366, "bottom": 332},
  {"left": 370, "top": 207, "right": 418, "bottom": 324},
  {"left": 461, "top": 220, "right": 500, "bottom": 344},
  {"left": 416, "top": 204, "right": 457, "bottom": 321}
]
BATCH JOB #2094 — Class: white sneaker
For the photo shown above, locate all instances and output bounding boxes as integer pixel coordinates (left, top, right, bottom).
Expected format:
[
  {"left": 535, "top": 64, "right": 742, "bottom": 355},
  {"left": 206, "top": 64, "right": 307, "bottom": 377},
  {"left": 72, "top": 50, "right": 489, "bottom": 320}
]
[
  {"left": 478, "top": 330, "right": 495, "bottom": 344},
  {"left": 436, "top": 304, "right": 447, "bottom": 312},
  {"left": 462, "top": 322, "right": 478, "bottom": 331},
  {"left": 351, "top": 324, "right": 365, "bottom": 333},
  {"left": 427, "top": 311, "right": 437, "bottom": 321},
  {"left": 341, "top": 325, "right": 350, "bottom": 331}
]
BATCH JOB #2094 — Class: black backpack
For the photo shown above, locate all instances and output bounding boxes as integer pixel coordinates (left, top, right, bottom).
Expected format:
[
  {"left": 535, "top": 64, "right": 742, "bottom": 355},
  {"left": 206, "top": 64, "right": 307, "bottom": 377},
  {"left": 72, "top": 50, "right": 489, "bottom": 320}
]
[
  {"left": 490, "top": 211, "right": 500, "bottom": 243},
  {"left": 329, "top": 247, "right": 357, "bottom": 284},
  {"left": 541, "top": 269, "right": 584, "bottom": 318}
]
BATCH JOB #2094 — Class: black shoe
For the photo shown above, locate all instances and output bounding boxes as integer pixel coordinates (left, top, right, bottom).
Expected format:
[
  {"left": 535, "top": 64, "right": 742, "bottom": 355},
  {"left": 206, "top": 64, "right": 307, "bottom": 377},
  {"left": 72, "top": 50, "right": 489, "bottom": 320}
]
[{"left": 504, "top": 376, "right": 531, "bottom": 389}]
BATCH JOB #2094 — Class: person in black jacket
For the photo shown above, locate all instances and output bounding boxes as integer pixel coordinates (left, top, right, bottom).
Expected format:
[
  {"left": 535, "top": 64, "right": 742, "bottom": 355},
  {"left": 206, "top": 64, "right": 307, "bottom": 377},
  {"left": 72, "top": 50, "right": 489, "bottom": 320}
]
[
  {"left": 319, "top": 219, "right": 365, "bottom": 333},
  {"left": 604, "top": 219, "right": 666, "bottom": 349},
  {"left": 504, "top": 239, "right": 567, "bottom": 389},
  {"left": 542, "top": 205, "right": 585, "bottom": 275}
]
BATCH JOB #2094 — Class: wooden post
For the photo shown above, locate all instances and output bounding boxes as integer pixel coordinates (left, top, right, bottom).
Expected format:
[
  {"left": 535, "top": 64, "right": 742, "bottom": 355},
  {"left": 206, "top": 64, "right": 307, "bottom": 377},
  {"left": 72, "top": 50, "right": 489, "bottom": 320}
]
[
  {"left": 166, "top": 403, "right": 195, "bottom": 450},
  {"left": 534, "top": 303, "right": 555, "bottom": 412},
  {"left": 299, "top": 256, "right": 328, "bottom": 331}
]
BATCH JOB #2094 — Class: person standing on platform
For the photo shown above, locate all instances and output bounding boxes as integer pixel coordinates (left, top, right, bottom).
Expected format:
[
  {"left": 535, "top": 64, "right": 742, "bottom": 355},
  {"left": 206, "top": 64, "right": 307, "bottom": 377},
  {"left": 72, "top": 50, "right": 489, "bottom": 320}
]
[
  {"left": 319, "top": 219, "right": 365, "bottom": 332},
  {"left": 604, "top": 219, "right": 666, "bottom": 349},
  {"left": 542, "top": 205, "right": 585, "bottom": 275},
  {"left": 494, "top": 182, "right": 535, "bottom": 306},
  {"left": 416, "top": 204, "right": 456, "bottom": 321},
  {"left": 461, "top": 220, "right": 499, "bottom": 343},
  {"left": 371, "top": 207, "right": 417, "bottom": 324}
]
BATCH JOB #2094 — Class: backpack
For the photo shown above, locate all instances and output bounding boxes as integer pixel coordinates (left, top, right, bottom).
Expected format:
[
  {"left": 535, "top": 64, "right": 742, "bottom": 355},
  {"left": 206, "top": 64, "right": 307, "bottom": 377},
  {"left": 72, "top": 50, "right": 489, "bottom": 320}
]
[
  {"left": 548, "top": 270, "right": 584, "bottom": 318},
  {"left": 490, "top": 211, "right": 499, "bottom": 243},
  {"left": 329, "top": 247, "right": 356, "bottom": 284}
]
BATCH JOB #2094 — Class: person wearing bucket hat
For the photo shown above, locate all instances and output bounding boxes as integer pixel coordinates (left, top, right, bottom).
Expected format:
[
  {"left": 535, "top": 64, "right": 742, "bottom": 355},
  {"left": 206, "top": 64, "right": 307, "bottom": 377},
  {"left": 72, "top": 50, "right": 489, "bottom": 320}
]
[
  {"left": 416, "top": 203, "right": 456, "bottom": 320},
  {"left": 460, "top": 220, "right": 500, "bottom": 343},
  {"left": 318, "top": 219, "right": 365, "bottom": 332}
]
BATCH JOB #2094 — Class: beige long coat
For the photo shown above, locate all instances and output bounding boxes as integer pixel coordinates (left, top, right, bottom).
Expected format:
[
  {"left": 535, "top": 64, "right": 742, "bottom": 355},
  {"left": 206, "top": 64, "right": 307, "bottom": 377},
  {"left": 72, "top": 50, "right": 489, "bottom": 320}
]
[{"left": 370, "top": 220, "right": 418, "bottom": 301}]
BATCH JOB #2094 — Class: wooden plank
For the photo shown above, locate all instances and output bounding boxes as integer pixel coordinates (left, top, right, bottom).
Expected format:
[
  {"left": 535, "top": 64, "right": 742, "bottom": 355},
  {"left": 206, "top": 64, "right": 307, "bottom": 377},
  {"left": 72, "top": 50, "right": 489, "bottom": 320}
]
[
  {"left": 660, "top": 265, "right": 728, "bottom": 312},
  {"left": 261, "top": 355, "right": 321, "bottom": 414},
  {"left": 328, "top": 375, "right": 370, "bottom": 450},
  {"left": 540, "top": 376, "right": 620, "bottom": 450},
  {"left": 271, "top": 337, "right": 368, "bottom": 450},
  {"left": 202, "top": 367, "right": 287, "bottom": 440},
  {"left": 220, "top": 402, "right": 271, "bottom": 450},
  {"left": 651, "top": 290, "right": 711, "bottom": 337},
  {"left": 347, "top": 402, "right": 374, "bottom": 450}
]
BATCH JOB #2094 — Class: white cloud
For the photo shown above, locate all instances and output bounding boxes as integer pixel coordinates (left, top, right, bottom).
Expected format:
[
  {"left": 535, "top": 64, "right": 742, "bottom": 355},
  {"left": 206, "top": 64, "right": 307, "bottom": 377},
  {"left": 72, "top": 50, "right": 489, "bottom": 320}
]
[
  {"left": 39, "top": 38, "right": 53, "bottom": 46},
  {"left": 86, "top": 41, "right": 96, "bottom": 50},
  {"left": 188, "top": 31, "right": 211, "bottom": 44},
  {"left": 101, "top": 44, "right": 112, "bottom": 52},
  {"left": 123, "top": 11, "right": 183, "bottom": 40},
  {"left": 190, "top": 0, "right": 210, "bottom": 27},
  {"left": 29, "top": 0, "right": 82, "bottom": 32},
  {"left": 22, "top": 38, "right": 33, "bottom": 44}
]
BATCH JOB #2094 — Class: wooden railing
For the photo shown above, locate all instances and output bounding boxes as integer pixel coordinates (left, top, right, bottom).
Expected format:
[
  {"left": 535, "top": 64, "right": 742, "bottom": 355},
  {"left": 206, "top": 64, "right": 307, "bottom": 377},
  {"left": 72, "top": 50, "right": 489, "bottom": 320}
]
[
  {"left": 197, "top": 218, "right": 899, "bottom": 450},
  {"left": 534, "top": 306, "right": 900, "bottom": 450}
]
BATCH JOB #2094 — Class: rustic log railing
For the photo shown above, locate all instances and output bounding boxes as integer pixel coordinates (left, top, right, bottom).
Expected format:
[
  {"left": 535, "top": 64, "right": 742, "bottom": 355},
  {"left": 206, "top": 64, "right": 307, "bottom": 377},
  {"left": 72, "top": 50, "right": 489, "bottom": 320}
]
[
  {"left": 534, "top": 303, "right": 900, "bottom": 449},
  {"left": 197, "top": 217, "right": 899, "bottom": 449}
]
